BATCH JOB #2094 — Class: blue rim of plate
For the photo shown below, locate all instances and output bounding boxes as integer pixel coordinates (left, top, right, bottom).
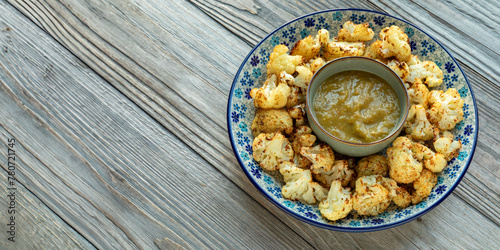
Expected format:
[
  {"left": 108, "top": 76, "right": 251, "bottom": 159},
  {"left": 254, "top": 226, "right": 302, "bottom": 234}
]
[{"left": 226, "top": 8, "right": 478, "bottom": 232}]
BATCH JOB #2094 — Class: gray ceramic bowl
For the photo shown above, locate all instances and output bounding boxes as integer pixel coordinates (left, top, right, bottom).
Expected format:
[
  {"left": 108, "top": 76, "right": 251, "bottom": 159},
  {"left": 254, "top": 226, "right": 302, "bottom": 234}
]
[{"left": 306, "top": 56, "right": 409, "bottom": 157}]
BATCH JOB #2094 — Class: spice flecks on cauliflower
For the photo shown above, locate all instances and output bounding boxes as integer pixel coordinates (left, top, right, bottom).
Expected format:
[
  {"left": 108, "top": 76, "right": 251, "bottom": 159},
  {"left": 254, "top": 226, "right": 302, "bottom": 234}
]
[
  {"left": 407, "top": 79, "right": 430, "bottom": 108},
  {"left": 286, "top": 86, "right": 306, "bottom": 109},
  {"left": 323, "top": 39, "right": 365, "bottom": 61},
  {"left": 252, "top": 132, "right": 294, "bottom": 171},
  {"left": 387, "top": 137, "right": 423, "bottom": 184},
  {"left": 317, "top": 29, "right": 330, "bottom": 47},
  {"left": 338, "top": 21, "right": 375, "bottom": 42},
  {"left": 406, "top": 58, "right": 443, "bottom": 87},
  {"left": 313, "top": 160, "right": 355, "bottom": 188},
  {"left": 290, "top": 35, "right": 321, "bottom": 62},
  {"left": 293, "top": 65, "right": 313, "bottom": 89},
  {"left": 434, "top": 131, "right": 462, "bottom": 161},
  {"left": 289, "top": 126, "right": 316, "bottom": 169},
  {"left": 267, "top": 45, "right": 302, "bottom": 76},
  {"left": 386, "top": 59, "right": 409, "bottom": 81},
  {"left": 280, "top": 162, "right": 328, "bottom": 204},
  {"left": 404, "top": 104, "right": 435, "bottom": 141},
  {"left": 300, "top": 143, "right": 335, "bottom": 174},
  {"left": 288, "top": 103, "right": 307, "bottom": 125},
  {"left": 251, "top": 108, "right": 293, "bottom": 137},
  {"left": 319, "top": 180, "right": 353, "bottom": 221},
  {"left": 380, "top": 177, "right": 412, "bottom": 208},
  {"left": 309, "top": 57, "right": 326, "bottom": 73},
  {"left": 379, "top": 26, "right": 411, "bottom": 62},
  {"left": 411, "top": 169, "right": 437, "bottom": 204},
  {"left": 412, "top": 142, "right": 447, "bottom": 173},
  {"left": 353, "top": 175, "right": 391, "bottom": 216},
  {"left": 427, "top": 89, "right": 465, "bottom": 130},
  {"left": 363, "top": 40, "right": 385, "bottom": 60},
  {"left": 355, "top": 154, "right": 389, "bottom": 178},
  {"left": 250, "top": 74, "right": 291, "bottom": 109}
]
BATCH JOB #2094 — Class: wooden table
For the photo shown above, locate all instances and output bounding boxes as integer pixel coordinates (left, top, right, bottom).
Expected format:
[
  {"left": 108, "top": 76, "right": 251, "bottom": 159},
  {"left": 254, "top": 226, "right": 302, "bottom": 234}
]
[{"left": 1, "top": 0, "right": 498, "bottom": 249}]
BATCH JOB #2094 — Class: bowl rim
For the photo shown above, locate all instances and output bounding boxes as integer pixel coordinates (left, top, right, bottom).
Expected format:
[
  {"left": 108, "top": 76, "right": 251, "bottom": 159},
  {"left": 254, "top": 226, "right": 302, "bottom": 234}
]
[
  {"left": 226, "top": 8, "right": 479, "bottom": 232},
  {"left": 306, "top": 56, "right": 410, "bottom": 147}
]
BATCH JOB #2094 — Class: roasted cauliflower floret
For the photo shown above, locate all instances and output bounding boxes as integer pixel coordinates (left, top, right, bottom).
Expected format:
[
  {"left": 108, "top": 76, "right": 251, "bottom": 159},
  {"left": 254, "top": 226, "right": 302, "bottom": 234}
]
[
  {"left": 413, "top": 142, "right": 447, "bottom": 173},
  {"left": 434, "top": 135, "right": 462, "bottom": 161},
  {"left": 363, "top": 40, "right": 385, "bottom": 60},
  {"left": 353, "top": 175, "right": 391, "bottom": 216},
  {"left": 286, "top": 86, "right": 306, "bottom": 109},
  {"left": 293, "top": 65, "right": 313, "bottom": 89},
  {"left": 407, "top": 79, "right": 430, "bottom": 108},
  {"left": 252, "top": 132, "right": 294, "bottom": 171},
  {"left": 309, "top": 57, "right": 326, "bottom": 73},
  {"left": 289, "top": 126, "right": 316, "bottom": 169},
  {"left": 355, "top": 154, "right": 388, "bottom": 178},
  {"left": 280, "top": 162, "right": 328, "bottom": 204},
  {"left": 288, "top": 103, "right": 307, "bottom": 126},
  {"left": 386, "top": 59, "right": 409, "bottom": 80},
  {"left": 379, "top": 26, "right": 411, "bottom": 62},
  {"left": 411, "top": 169, "right": 437, "bottom": 204},
  {"left": 404, "top": 104, "right": 435, "bottom": 141},
  {"left": 290, "top": 35, "right": 321, "bottom": 62},
  {"left": 251, "top": 108, "right": 293, "bottom": 137},
  {"left": 319, "top": 180, "right": 353, "bottom": 221},
  {"left": 323, "top": 38, "right": 365, "bottom": 61},
  {"left": 267, "top": 45, "right": 302, "bottom": 76},
  {"left": 317, "top": 29, "right": 330, "bottom": 47},
  {"left": 300, "top": 143, "right": 335, "bottom": 174},
  {"left": 387, "top": 137, "right": 423, "bottom": 184},
  {"left": 380, "top": 177, "right": 412, "bottom": 208},
  {"left": 427, "top": 89, "right": 465, "bottom": 131},
  {"left": 250, "top": 74, "right": 291, "bottom": 109},
  {"left": 406, "top": 57, "right": 443, "bottom": 87},
  {"left": 338, "top": 21, "right": 375, "bottom": 42},
  {"left": 313, "top": 160, "right": 355, "bottom": 188}
]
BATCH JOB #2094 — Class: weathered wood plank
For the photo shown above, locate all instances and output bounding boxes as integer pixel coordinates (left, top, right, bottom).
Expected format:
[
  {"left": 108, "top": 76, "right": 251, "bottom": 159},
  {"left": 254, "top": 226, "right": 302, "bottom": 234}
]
[
  {"left": 0, "top": 166, "right": 95, "bottom": 249},
  {"left": 0, "top": 2, "right": 314, "bottom": 249}
]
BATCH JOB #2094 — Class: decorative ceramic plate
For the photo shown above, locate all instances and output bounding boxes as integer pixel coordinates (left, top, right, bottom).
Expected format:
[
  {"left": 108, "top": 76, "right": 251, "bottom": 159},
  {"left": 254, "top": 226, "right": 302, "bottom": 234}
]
[{"left": 227, "top": 9, "right": 478, "bottom": 232}]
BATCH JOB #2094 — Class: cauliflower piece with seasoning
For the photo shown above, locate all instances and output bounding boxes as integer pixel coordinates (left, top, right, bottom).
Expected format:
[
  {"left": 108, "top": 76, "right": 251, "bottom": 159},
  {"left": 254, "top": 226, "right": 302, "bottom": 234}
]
[
  {"left": 355, "top": 154, "right": 388, "bottom": 178},
  {"left": 317, "top": 29, "right": 330, "bottom": 47},
  {"left": 407, "top": 79, "right": 430, "bottom": 108},
  {"left": 379, "top": 26, "right": 411, "bottom": 62},
  {"left": 380, "top": 177, "right": 412, "bottom": 208},
  {"left": 313, "top": 160, "right": 355, "bottom": 188},
  {"left": 387, "top": 137, "right": 423, "bottom": 184},
  {"left": 288, "top": 103, "right": 307, "bottom": 126},
  {"left": 427, "top": 89, "right": 465, "bottom": 130},
  {"left": 386, "top": 59, "right": 409, "bottom": 81},
  {"left": 300, "top": 143, "right": 335, "bottom": 174},
  {"left": 406, "top": 57, "right": 443, "bottom": 87},
  {"left": 267, "top": 45, "right": 303, "bottom": 76},
  {"left": 323, "top": 38, "right": 365, "bottom": 61},
  {"left": 290, "top": 35, "right": 321, "bottom": 62},
  {"left": 434, "top": 134, "right": 462, "bottom": 161},
  {"left": 286, "top": 86, "right": 306, "bottom": 109},
  {"left": 251, "top": 108, "right": 293, "bottom": 137},
  {"left": 404, "top": 104, "right": 436, "bottom": 141},
  {"left": 353, "top": 175, "right": 391, "bottom": 216},
  {"left": 289, "top": 126, "right": 316, "bottom": 169},
  {"left": 309, "top": 57, "right": 326, "bottom": 73},
  {"left": 293, "top": 65, "right": 314, "bottom": 89},
  {"left": 319, "top": 180, "right": 353, "bottom": 221},
  {"left": 363, "top": 40, "right": 385, "bottom": 60},
  {"left": 412, "top": 142, "right": 447, "bottom": 173},
  {"left": 280, "top": 162, "right": 328, "bottom": 204},
  {"left": 411, "top": 169, "right": 437, "bottom": 204},
  {"left": 252, "top": 132, "right": 294, "bottom": 171},
  {"left": 250, "top": 73, "right": 291, "bottom": 109},
  {"left": 338, "top": 21, "right": 375, "bottom": 42}
]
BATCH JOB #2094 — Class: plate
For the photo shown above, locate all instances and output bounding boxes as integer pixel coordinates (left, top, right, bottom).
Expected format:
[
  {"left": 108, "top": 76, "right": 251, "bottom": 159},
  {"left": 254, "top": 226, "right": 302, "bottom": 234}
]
[{"left": 227, "top": 9, "right": 478, "bottom": 232}]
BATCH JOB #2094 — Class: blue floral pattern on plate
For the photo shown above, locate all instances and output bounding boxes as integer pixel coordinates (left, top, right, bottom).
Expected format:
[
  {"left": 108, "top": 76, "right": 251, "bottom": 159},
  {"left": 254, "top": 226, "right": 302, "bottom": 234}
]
[{"left": 227, "top": 9, "right": 477, "bottom": 232}]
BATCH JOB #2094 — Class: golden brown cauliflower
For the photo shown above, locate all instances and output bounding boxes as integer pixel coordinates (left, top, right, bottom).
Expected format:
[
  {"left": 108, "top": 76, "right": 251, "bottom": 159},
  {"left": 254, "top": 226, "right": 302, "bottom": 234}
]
[
  {"left": 411, "top": 169, "right": 437, "bottom": 204},
  {"left": 407, "top": 79, "right": 430, "bottom": 108},
  {"left": 251, "top": 108, "right": 293, "bottom": 137},
  {"left": 288, "top": 103, "right": 307, "bottom": 126},
  {"left": 289, "top": 126, "right": 316, "bottom": 169},
  {"left": 293, "top": 65, "right": 313, "bottom": 89},
  {"left": 250, "top": 74, "right": 291, "bottom": 109},
  {"left": 286, "top": 86, "right": 306, "bottom": 109},
  {"left": 290, "top": 35, "right": 321, "bottom": 62},
  {"left": 412, "top": 142, "right": 447, "bottom": 173},
  {"left": 338, "top": 21, "right": 375, "bottom": 42},
  {"left": 319, "top": 180, "right": 353, "bottom": 221},
  {"left": 353, "top": 175, "right": 391, "bottom": 216},
  {"left": 279, "top": 162, "right": 328, "bottom": 204},
  {"left": 386, "top": 59, "right": 410, "bottom": 80},
  {"left": 300, "top": 143, "right": 335, "bottom": 174},
  {"left": 323, "top": 38, "right": 365, "bottom": 61},
  {"left": 313, "top": 160, "right": 355, "bottom": 188},
  {"left": 406, "top": 57, "right": 443, "bottom": 87},
  {"left": 355, "top": 154, "right": 388, "bottom": 178},
  {"left": 387, "top": 137, "right": 423, "bottom": 184},
  {"left": 427, "top": 89, "right": 465, "bottom": 130},
  {"left": 434, "top": 133, "right": 462, "bottom": 161},
  {"left": 404, "top": 104, "right": 436, "bottom": 141},
  {"left": 309, "top": 57, "right": 326, "bottom": 73},
  {"left": 380, "top": 177, "right": 412, "bottom": 208},
  {"left": 363, "top": 40, "right": 385, "bottom": 60},
  {"left": 379, "top": 26, "right": 411, "bottom": 61},
  {"left": 317, "top": 29, "right": 330, "bottom": 47},
  {"left": 252, "top": 132, "right": 294, "bottom": 171},
  {"left": 266, "top": 45, "right": 302, "bottom": 76}
]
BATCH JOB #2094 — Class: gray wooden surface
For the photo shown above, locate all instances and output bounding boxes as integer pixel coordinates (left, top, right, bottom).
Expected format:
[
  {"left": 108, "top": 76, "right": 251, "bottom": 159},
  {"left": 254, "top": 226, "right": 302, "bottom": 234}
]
[{"left": 0, "top": 0, "right": 498, "bottom": 249}]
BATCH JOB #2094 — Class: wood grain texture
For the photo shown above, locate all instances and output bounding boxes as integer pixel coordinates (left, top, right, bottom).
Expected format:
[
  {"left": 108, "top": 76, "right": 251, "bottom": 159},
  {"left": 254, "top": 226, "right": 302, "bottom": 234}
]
[{"left": 1, "top": 0, "right": 499, "bottom": 248}]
